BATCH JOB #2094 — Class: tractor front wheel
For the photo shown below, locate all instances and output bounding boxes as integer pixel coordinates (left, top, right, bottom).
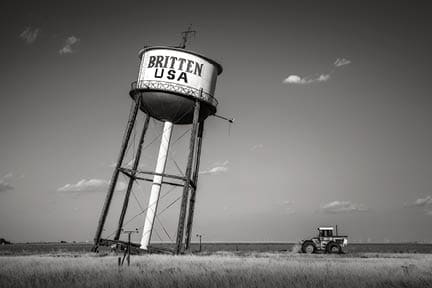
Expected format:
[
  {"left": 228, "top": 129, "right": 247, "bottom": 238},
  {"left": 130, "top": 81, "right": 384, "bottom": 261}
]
[
  {"left": 301, "top": 241, "right": 316, "bottom": 254},
  {"left": 327, "top": 242, "right": 341, "bottom": 254}
]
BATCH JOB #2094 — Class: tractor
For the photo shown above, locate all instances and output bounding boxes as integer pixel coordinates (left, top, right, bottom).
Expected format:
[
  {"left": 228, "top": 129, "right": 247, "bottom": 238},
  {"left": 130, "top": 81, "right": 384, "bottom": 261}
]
[{"left": 301, "top": 226, "right": 348, "bottom": 254}]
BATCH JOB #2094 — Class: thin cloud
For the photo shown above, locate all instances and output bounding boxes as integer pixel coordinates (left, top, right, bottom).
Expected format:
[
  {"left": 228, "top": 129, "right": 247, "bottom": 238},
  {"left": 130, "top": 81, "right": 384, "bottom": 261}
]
[
  {"left": 321, "top": 200, "right": 368, "bottom": 214},
  {"left": 3, "top": 173, "right": 13, "bottom": 179},
  {"left": 334, "top": 58, "right": 351, "bottom": 67},
  {"left": 109, "top": 159, "right": 137, "bottom": 168},
  {"left": 215, "top": 160, "right": 229, "bottom": 166},
  {"left": 201, "top": 166, "right": 228, "bottom": 174},
  {"left": 282, "top": 200, "right": 296, "bottom": 215},
  {"left": 406, "top": 196, "right": 432, "bottom": 215},
  {"left": 19, "top": 27, "right": 40, "bottom": 44},
  {"left": 0, "top": 180, "right": 14, "bottom": 192},
  {"left": 317, "top": 74, "right": 330, "bottom": 82},
  {"left": 109, "top": 159, "right": 149, "bottom": 170},
  {"left": 200, "top": 160, "right": 229, "bottom": 175},
  {"left": 250, "top": 144, "right": 264, "bottom": 151},
  {"left": 411, "top": 195, "right": 432, "bottom": 207},
  {"left": 59, "top": 36, "right": 80, "bottom": 54},
  {"left": 284, "top": 75, "right": 304, "bottom": 84},
  {"left": 283, "top": 74, "right": 331, "bottom": 85},
  {"left": 284, "top": 57, "right": 350, "bottom": 85},
  {"left": 57, "top": 178, "right": 126, "bottom": 193}
]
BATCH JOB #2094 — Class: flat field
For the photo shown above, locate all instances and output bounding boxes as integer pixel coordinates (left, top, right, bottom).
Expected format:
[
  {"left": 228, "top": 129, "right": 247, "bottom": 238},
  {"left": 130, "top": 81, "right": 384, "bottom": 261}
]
[
  {"left": 2, "top": 242, "right": 432, "bottom": 256},
  {"left": 1, "top": 251, "right": 432, "bottom": 288}
]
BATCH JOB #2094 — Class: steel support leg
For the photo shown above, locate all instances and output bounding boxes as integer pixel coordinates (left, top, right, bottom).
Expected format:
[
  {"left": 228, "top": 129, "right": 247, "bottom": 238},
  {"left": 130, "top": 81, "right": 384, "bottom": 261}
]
[
  {"left": 175, "top": 100, "right": 200, "bottom": 254},
  {"left": 92, "top": 95, "right": 141, "bottom": 251},
  {"left": 184, "top": 121, "right": 204, "bottom": 251},
  {"left": 114, "top": 114, "right": 150, "bottom": 240}
]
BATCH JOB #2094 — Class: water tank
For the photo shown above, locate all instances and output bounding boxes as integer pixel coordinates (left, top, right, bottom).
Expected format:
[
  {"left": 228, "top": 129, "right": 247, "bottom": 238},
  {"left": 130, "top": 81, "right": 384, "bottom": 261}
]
[{"left": 129, "top": 46, "right": 223, "bottom": 124}]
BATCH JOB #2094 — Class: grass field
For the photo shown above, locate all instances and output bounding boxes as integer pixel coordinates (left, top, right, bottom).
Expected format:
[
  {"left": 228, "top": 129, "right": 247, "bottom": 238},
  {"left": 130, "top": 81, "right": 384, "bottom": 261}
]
[
  {"left": 2, "top": 242, "right": 432, "bottom": 256},
  {"left": 1, "top": 251, "right": 432, "bottom": 287}
]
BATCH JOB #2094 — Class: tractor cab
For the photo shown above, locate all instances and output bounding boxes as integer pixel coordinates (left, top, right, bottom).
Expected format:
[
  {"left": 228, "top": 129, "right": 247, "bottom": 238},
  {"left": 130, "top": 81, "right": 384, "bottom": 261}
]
[
  {"left": 318, "top": 227, "right": 334, "bottom": 238},
  {"left": 313, "top": 227, "right": 335, "bottom": 250}
]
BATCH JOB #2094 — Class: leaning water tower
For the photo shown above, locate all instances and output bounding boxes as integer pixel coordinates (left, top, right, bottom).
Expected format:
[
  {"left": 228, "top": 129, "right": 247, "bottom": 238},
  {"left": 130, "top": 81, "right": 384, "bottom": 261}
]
[{"left": 92, "top": 31, "right": 223, "bottom": 254}]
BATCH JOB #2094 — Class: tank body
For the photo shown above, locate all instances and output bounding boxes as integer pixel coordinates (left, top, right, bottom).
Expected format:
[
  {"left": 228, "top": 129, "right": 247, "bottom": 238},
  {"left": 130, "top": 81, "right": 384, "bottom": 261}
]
[{"left": 130, "top": 46, "right": 223, "bottom": 124}]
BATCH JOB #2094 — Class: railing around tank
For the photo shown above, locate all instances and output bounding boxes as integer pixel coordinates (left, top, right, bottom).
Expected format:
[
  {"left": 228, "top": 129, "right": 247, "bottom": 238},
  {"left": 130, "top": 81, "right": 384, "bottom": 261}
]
[{"left": 130, "top": 80, "right": 218, "bottom": 107}]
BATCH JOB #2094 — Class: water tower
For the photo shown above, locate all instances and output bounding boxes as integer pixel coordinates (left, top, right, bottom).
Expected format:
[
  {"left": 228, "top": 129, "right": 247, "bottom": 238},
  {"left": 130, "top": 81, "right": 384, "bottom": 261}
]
[{"left": 92, "top": 34, "right": 223, "bottom": 254}]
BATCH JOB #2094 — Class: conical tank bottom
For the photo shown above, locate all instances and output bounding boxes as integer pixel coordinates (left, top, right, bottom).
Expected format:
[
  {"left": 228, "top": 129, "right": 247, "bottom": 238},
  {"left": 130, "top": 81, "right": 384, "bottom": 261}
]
[{"left": 129, "top": 90, "right": 216, "bottom": 124}]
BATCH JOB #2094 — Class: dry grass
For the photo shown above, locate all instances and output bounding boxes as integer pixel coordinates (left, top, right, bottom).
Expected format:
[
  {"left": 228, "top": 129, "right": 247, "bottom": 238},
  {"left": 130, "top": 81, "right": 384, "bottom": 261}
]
[{"left": 1, "top": 253, "right": 432, "bottom": 288}]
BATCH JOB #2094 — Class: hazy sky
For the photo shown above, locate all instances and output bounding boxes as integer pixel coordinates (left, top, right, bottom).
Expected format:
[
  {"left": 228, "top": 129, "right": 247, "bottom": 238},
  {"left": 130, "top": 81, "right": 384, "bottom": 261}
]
[{"left": 1, "top": 0, "right": 432, "bottom": 244}]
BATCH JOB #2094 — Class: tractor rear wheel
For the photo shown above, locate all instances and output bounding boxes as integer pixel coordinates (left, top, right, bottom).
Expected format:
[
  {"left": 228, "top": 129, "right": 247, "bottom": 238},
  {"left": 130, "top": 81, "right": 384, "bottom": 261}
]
[
  {"left": 327, "top": 242, "right": 341, "bottom": 254},
  {"left": 301, "top": 241, "right": 315, "bottom": 254}
]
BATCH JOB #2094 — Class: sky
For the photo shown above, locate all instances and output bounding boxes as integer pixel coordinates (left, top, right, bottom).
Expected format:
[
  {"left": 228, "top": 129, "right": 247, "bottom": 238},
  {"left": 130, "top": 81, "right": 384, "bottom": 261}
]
[{"left": 1, "top": 0, "right": 432, "bottom": 244}]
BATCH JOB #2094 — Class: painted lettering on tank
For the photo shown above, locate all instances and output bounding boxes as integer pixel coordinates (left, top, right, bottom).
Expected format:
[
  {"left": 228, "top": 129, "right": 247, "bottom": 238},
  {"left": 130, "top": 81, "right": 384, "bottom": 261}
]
[
  {"left": 167, "top": 69, "right": 176, "bottom": 80},
  {"left": 147, "top": 55, "right": 204, "bottom": 77},
  {"left": 153, "top": 69, "right": 188, "bottom": 83},
  {"left": 194, "top": 63, "right": 203, "bottom": 77},
  {"left": 169, "top": 57, "right": 177, "bottom": 69},
  {"left": 154, "top": 68, "right": 164, "bottom": 78},
  {"left": 177, "top": 72, "right": 188, "bottom": 83},
  {"left": 186, "top": 60, "right": 194, "bottom": 73},
  {"left": 177, "top": 58, "right": 187, "bottom": 71},
  {"left": 155, "top": 56, "right": 164, "bottom": 68},
  {"left": 148, "top": 56, "right": 156, "bottom": 68}
]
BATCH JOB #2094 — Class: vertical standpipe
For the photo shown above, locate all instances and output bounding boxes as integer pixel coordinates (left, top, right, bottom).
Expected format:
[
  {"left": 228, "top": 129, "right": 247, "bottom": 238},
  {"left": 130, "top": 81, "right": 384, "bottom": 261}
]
[{"left": 140, "top": 121, "right": 173, "bottom": 250}]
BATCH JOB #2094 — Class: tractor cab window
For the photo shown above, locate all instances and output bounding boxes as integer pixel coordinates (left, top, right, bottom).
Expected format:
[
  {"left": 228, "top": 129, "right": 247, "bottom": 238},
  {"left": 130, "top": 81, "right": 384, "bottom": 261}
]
[{"left": 319, "top": 230, "right": 333, "bottom": 237}]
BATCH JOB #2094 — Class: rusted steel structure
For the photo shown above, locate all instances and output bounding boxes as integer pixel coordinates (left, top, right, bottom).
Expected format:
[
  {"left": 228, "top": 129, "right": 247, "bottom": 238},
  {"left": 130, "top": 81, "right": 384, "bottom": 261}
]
[{"left": 92, "top": 45, "right": 223, "bottom": 255}]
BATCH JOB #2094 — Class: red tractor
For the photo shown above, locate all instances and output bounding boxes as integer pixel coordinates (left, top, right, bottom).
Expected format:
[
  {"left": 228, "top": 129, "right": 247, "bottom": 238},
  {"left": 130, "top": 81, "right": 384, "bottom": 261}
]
[{"left": 301, "top": 227, "right": 348, "bottom": 254}]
